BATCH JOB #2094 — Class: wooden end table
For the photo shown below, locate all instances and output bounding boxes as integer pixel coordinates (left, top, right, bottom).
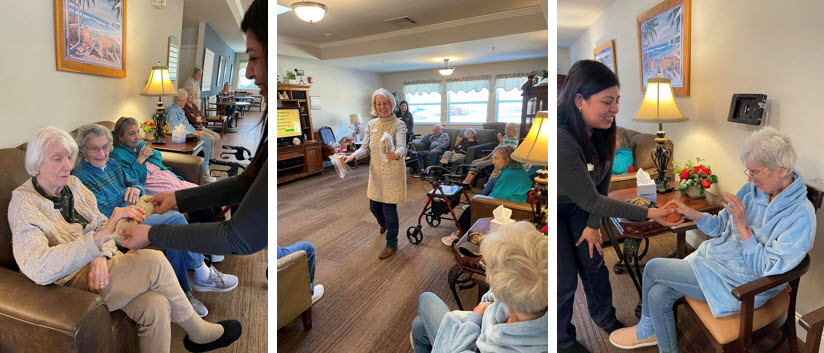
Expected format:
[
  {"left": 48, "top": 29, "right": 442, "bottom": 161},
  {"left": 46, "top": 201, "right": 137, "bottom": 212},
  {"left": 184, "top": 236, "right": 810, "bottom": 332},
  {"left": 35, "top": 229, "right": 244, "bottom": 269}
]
[
  {"left": 603, "top": 183, "right": 723, "bottom": 317},
  {"left": 143, "top": 136, "right": 205, "bottom": 156},
  {"left": 448, "top": 217, "right": 492, "bottom": 310}
]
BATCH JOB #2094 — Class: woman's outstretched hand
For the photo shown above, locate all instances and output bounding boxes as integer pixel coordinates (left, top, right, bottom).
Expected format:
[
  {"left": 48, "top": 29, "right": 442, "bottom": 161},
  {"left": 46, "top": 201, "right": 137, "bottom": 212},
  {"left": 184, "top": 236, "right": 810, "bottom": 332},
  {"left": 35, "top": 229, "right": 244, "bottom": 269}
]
[
  {"left": 342, "top": 155, "right": 355, "bottom": 164},
  {"left": 118, "top": 224, "right": 151, "bottom": 250},
  {"left": 146, "top": 192, "right": 177, "bottom": 214}
]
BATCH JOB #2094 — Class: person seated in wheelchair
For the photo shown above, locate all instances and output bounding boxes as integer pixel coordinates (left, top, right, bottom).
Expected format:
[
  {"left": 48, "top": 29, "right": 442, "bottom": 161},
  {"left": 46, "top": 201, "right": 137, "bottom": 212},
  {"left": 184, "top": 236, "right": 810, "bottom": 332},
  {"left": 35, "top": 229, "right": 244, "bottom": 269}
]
[
  {"left": 609, "top": 127, "right": 816, "bottom": 352},
  {"left": 416, "top": 123, "right": 450, "bottom": 173},
  {"left": 411, "top": 221, "right": 548, "bottom": 353},
  {"left": 442, "top": 145, "right": 533, "bottom": 246},
  {"left": 462, "top": 122, "right": 519, "bottom": 186},
  {"left": 440, "top": 128, "right": 479, "bottom": 168}
]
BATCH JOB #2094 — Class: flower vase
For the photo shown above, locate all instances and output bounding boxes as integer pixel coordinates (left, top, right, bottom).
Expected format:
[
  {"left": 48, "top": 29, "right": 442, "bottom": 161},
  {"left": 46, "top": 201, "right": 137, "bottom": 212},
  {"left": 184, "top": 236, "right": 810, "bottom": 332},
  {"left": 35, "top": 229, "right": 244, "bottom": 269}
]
[{"left": 685, "top": 184, "right": 706, "bottom": 199}]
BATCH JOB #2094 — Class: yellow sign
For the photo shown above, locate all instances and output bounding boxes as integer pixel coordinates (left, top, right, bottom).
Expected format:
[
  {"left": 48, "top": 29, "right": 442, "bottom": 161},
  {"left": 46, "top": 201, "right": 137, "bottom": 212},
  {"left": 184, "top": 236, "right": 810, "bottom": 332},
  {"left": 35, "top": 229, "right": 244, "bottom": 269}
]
[{"left": 276, "top": 109, "right": 302, "bottom": 138}]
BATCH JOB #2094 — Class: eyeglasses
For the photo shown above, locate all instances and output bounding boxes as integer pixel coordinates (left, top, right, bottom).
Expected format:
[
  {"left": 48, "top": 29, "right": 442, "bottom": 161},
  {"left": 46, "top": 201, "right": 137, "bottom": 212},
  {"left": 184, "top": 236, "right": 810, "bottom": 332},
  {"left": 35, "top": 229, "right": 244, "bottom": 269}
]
[
  {"left": 743, "top": 168, "right": 768, "bottom": 181},
  {"left": 87, "top": 144, "right": 111, "bottom": 154}
]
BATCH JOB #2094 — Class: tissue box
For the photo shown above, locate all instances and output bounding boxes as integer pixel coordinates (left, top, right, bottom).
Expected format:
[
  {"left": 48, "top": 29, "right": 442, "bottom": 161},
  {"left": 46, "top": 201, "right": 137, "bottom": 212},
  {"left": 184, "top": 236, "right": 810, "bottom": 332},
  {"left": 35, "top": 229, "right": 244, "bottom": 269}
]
[
  {"left": 490, "top": 218, "right": 515, "bottom": 232},
  {"left": 637, "top": 181, "right": 657, "bottom": 204},
  {"left": 171, "top": 129, "right": 186, "bottom": 143}
]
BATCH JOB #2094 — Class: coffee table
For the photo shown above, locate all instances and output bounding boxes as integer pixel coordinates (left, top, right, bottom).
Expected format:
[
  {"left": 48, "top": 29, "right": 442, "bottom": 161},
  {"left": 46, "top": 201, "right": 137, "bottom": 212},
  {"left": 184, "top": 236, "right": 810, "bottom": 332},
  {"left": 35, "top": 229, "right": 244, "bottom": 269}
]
[
  {"left": 143, "top": 135, "right": 204, "bottom": 156},
  {"left": 603, "top": 183, "right": 723, "bottom": 317}
]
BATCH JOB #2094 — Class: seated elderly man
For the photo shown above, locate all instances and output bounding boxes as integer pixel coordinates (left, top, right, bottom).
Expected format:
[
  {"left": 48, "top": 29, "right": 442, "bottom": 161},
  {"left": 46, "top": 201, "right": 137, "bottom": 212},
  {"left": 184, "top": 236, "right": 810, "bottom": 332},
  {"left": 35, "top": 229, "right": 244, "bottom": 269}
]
[
  {"left": 72, "top": 124, "right": 238, "bottom": 318},
  {"left": 610, "top": 127, "right": 816, "bottom": 353},
  {"left": 416, "top": 123, "right": 450, "bottom": 173},
  {"left": 412, "top": 221, "right": 548, "bottom": 352},
  {"left": 167, "top": 88, "right": 216, "bottom": 182},
  {"left": 9, "top": 126, "right": 241, "bottom": 352}
]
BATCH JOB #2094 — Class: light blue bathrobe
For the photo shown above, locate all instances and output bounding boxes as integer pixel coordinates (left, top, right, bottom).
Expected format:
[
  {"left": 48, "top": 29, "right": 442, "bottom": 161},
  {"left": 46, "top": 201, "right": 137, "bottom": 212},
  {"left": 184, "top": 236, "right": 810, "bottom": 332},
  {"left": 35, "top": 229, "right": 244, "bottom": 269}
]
[
  {"left": 431, "top": 291, "right": 548, "bottom": 353},
  {"left": 689, "top": 171, "right": 816, "bottom": 317}
]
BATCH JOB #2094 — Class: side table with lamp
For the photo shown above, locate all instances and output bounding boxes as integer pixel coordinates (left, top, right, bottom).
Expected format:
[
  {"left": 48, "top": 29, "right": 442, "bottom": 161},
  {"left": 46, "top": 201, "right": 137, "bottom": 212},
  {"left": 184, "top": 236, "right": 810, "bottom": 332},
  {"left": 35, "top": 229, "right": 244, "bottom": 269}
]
[
  {"left": 512, "top": 111, "right": 549, "bottom": 227},
  {"left": 139, "top": 62, "right": 178, "bottom": 145}
]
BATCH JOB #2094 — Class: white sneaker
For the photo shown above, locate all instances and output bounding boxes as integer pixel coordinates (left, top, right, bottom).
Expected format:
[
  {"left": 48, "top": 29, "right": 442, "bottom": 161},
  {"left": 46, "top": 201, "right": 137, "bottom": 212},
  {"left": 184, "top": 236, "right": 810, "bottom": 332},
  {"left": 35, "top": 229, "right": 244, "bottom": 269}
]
[
  {"left": 186, "top": 291, "right": 208, "bottom": 317},
  {"left": 192, "top": 266, "right": 239, "bottom": 292},
  {"left": 209, "top": 255, "right": 224, "bottom": 263},
  {"left": 203, "top": 174, "right": 217, "bottom": 183},
  {"left": 311, "top": 284, "right": 324, "bottom": 304},
  {"left": 441, "top": 231, "right": 460, "bottom": 246}
]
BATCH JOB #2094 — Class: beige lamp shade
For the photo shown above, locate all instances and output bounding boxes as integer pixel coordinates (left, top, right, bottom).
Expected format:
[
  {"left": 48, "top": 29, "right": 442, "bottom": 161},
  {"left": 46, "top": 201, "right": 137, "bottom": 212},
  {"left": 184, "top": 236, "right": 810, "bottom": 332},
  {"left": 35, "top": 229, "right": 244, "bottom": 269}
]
[
  {"left": 140, "top": 63, "right": 177, "bottom": 96},
  {"left": 512, "top": 111, "right": 548, "bottom": 166},
  {"left": 632, "top": 76, "right": 688, "bottom": 123},
  {"left": 349, "top": 113, "right": 362, "bottom": 124}
]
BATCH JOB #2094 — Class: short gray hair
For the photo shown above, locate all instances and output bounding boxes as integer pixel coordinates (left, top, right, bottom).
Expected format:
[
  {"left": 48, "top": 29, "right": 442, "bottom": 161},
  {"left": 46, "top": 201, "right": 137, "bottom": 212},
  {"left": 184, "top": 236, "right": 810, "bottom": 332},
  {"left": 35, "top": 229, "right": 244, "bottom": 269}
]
[
  {"left": 480, "top": 221, "right": 548, "bottom": 316},
  {"left": 193, "top": 67, "right": 202, "bottom": 76},
  {"left": 184, "top": 87, "right": 196, "bottom": 94},
  {"left": 25, "top": 127, "right": 78, "bottom": 176},
  {"left": 176, "top": 88, "right": 188, "bottom": 100},
  {"left": 75, "top": 124, "right": 113, "bottom": 158},
  {"left": 740, "top": 127, "right": 796, "bottom": 172},
  {"left": 370, "top": 88, "right": 396, "bottom": 116}
]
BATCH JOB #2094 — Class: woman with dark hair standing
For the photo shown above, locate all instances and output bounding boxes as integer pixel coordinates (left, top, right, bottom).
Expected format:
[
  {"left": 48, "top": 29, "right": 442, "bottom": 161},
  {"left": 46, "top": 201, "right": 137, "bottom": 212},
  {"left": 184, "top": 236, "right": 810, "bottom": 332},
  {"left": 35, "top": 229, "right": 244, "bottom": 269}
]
[
  {"left": 557, "top": 60, "right": 681, "bottom": 353},
  {"left": 118, "top": 0, "right": 268, "bottom": 263},
  {"left": 396, "top": 100, "right": 414, "bottom": 143}
]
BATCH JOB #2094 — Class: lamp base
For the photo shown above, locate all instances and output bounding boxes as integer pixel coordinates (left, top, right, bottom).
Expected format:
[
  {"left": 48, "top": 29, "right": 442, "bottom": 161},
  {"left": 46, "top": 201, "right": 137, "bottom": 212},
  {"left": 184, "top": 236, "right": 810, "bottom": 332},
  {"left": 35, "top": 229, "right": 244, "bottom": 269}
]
[
  {"left": 652, "top": 130, "right": 673, "bottom": 194},
  {"left": 656, "top": 181, "right": 674, "bottom": 194},
  {"left": 151, "top": 101, "right": 167, "bottom": 145}
]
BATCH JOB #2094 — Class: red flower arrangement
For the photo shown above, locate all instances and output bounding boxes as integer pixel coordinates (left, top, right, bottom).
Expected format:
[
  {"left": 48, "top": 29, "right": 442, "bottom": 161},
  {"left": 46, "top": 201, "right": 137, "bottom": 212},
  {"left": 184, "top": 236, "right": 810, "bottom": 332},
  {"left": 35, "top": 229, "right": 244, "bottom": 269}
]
[
  {"left": 141, "top": 121, "right": 156, "bottom": 134},
  {"left": 673, "top": 158, "right": 719, "bottom": 196}
]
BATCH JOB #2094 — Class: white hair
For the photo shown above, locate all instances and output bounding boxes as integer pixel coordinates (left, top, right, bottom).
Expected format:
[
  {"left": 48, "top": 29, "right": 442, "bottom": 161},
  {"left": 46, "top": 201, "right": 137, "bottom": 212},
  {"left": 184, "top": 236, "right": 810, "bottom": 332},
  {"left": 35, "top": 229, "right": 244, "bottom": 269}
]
[
  {"left": 505, "top": 122, "right": 518, "bottom": 138},
  {"left": 370, "top": 88, "right": 396, "bottom": 116},
  {"left": 75, "top": 124, "right": 113, "bottom": 158},
  {"left": 740, "top": 127, "right": 796, "bottom": 172},
  {"left": 25, "top": 127, "right": 78, "bottom": 176},
  {"left": 176, "top": 88, "right": 188, "bottom": 100},
  {"left": 480, "top": 221, "right": 548, "bottom": 315}
]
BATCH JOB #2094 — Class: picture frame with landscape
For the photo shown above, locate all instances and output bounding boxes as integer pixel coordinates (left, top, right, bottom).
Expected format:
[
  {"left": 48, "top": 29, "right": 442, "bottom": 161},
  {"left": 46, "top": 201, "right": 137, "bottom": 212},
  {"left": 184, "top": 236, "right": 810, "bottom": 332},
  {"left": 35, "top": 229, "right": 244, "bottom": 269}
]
[
  {"left": 593, "top": 39, "right": 617, "bottom": 76},
  {"left": 54, "top": 0, "right": 126, "bottom": 78},
  {"left": 637, "top": 0, "right": 691, "bottom": 96}
]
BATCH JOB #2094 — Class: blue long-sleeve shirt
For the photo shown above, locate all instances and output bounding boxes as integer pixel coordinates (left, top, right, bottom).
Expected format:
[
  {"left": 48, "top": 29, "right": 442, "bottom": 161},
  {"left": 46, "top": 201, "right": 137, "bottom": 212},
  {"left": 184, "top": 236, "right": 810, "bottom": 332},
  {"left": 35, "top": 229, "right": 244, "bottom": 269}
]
[
  {"left": 689, "top": 171, "right": 816, "bottom": 317},
  {"left": 73, "top": 159, "right": 144, "bottom": 217},
  {"left": 422, "top": 132, "right": 450, "bottom": 152},
  {"left": 111, "top": 142, "right": 182, "bottom": 184},
  {"left": 166, "top": 104, "right": 197, "bottom": 134}
]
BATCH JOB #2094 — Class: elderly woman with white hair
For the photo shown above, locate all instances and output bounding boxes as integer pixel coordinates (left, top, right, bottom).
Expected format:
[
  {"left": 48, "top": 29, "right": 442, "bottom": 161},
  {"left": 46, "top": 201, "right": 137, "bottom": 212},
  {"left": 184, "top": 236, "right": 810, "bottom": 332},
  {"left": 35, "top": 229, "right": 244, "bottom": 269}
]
[
  {"left": 8, "top": 127, "right": 241, "bottom": 352},
  {"left": 411, "top": 221, "right": 548, "bottom": 352},
  {"left": 462, "top": 122, "right": 519, "bottom": 186},
  {"left": 610, "top": 127, "right": 817, "bottom": 353},
  {"left": 167, "top": 88, "right": 216, "bottom": 182},
  {"left": 182, "top": 87, "right": 222, "bottom": 155},
  {"left": 342, "top": 88, "right": 408, "bottom": 259}
]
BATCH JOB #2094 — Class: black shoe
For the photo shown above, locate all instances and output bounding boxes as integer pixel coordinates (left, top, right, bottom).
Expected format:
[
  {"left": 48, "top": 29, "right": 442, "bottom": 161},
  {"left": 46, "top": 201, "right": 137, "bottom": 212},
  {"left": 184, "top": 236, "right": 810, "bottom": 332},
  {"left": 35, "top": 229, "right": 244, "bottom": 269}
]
[
  {"left": 602, "top": 320, "right": 625, "bottom": 334},
  {"left": 559, "top": 341, "right": 590, "bottom": 353},
  {"left": 183, "top": 320, "right": 242, "bottom": 352}
]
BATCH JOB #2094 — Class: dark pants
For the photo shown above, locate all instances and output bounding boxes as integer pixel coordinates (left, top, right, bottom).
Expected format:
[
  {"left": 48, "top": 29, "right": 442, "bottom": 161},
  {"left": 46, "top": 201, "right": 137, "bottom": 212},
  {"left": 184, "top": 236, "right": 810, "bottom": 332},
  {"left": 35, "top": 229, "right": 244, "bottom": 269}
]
[
  {"left": 417, "top": 149, "right": 444, "bottom": 171},
  {"left": 557, "top": 202, "right": 618, "bottom": 349},
  {"left": 369, "top": 200, "right": 399, "bottom": 247}
]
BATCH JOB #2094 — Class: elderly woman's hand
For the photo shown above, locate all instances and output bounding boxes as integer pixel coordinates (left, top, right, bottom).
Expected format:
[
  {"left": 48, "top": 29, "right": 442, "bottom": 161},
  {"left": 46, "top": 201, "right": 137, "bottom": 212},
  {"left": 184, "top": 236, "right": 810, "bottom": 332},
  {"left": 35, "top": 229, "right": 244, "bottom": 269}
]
[
  {"left": 124, "top": 187, "right": 141, "bottom": 205},
  {"left": 663, "top": 200, "right": 703, "bottom": 221},
  {"left": 86, "top": 256, "right": 109, "bottom": 294},
  {"left": 722, "top": 193, "right": 752, "bottom": 240},
  {"left": 146, "top": 192, "right": 177, "bottom": 214},
  {"left": 108, "top": 206, "right": 146, "bottom": 228},
  {"left": 648, "top": 207, "right": 686, "bottom": 227},
  {"left": 118, "top": 225, "right": 151, "bottom": 250},
  {"left": 472, "top": 301, "right": 493, "bottom": 315}
]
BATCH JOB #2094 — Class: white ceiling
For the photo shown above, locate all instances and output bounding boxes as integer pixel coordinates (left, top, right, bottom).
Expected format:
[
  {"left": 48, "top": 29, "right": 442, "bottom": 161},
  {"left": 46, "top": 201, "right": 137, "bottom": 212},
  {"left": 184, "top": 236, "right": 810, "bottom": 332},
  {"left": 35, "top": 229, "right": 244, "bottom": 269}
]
[
  {"left": 276, "top": 0, "right": 548, "bottom": 73},
  {"left": 183, "top": 0, "right": 252, "bottom": 52},
  {"left": 557, "top": 0, "right": 614, "bottom": 47}
]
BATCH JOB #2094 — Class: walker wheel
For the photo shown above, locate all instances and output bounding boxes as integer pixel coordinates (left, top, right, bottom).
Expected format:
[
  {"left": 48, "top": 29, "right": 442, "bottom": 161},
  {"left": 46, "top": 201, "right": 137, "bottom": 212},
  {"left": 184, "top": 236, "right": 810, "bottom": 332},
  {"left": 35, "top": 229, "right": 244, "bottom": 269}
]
[
  {"left": 613, "top": 268, "right": 624, "bottom": 274},
  {"left": 425, "top": 215, "right": 441, "bottom": 227},
  {"left": 407, "top": 226, "right": 423, "bottom": 244}
]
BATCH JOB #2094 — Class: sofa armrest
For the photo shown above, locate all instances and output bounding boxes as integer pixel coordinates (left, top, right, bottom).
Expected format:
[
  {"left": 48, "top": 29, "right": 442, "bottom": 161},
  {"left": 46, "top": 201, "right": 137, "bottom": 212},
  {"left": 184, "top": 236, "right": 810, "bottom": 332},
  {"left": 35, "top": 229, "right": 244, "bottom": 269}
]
[
  {"left": 277, "top": 251, "right": 312, "bottom": 330},
  {"left": 464, "top": 142, "right": 497, "bottom": 164},
  {"left": 0, "top": 267, "right": 112, "bottom": 353},
  {"left": 410, "top": 140, "right": 426, "bottom": 152},
  {"left": 159, "top": 152, "right": 204, "bottom": 185},
  {"left": 470, "top": 195, "right": 534, "bottom": 225}
]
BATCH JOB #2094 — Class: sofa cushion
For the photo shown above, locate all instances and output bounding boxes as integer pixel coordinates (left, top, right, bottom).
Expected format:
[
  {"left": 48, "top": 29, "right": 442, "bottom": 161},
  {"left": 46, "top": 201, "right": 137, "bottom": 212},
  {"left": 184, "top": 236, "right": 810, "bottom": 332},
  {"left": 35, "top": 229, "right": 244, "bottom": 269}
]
[{"left": 0, "top": 148, "right": 30, "bottom": 270}]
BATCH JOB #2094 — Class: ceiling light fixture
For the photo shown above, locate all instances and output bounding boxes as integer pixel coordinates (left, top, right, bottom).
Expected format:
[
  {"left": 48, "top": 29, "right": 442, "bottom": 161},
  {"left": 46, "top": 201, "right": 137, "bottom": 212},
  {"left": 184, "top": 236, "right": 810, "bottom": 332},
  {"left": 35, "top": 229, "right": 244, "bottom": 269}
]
[
  {"left": 291, "top": 1, "right": 328, "bottom": 23},
  {"left": 438, "top": 58, "right": 454, "bottom": 76}
]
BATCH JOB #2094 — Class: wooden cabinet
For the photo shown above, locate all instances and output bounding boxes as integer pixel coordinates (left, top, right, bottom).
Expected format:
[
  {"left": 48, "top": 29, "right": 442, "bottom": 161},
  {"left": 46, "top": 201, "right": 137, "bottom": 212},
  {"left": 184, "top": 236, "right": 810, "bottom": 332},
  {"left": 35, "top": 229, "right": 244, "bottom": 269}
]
[
  {"left": 519, "top": 75, "right": 549, "bottom": 139},
  {"left": 276, "top": 83, "right": 315, "bottom": 141},
  {"left": 276, "top": 83, "right": 324, "bottom": 184}
]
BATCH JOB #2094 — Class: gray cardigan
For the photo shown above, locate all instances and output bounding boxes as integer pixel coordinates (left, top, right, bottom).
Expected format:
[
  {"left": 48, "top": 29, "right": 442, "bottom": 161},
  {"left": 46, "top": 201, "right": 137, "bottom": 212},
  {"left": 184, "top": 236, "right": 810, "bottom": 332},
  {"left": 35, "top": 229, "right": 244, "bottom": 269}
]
[{"left": 422, "top": 132, "right": 450, "bottom": 152}]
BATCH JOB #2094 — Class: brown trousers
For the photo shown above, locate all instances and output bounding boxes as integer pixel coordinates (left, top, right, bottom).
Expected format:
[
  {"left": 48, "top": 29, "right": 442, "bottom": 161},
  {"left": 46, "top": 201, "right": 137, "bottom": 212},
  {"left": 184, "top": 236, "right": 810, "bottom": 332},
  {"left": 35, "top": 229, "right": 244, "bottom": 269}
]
[{"left": 68, "top": 249, "right": 195, "bottom": 353}]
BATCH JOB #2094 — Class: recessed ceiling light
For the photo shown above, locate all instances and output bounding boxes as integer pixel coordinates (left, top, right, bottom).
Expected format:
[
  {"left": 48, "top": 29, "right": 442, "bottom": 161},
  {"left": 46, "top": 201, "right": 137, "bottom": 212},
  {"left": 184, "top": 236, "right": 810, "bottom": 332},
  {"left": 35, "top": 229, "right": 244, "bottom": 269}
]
[{"left": 324, "top": 32, "right": 334, "bottom": 37}]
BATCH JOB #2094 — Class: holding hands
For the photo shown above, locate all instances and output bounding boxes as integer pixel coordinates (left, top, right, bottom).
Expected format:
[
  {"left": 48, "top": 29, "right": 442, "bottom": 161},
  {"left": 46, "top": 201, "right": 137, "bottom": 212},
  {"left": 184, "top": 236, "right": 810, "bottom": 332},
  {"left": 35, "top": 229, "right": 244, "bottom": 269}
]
[
  {"left": 663, "top": 200, "right": 703, "bottom": 222},
  {"left": 146, "top": 192, "right": 178, "bottom": 214}
]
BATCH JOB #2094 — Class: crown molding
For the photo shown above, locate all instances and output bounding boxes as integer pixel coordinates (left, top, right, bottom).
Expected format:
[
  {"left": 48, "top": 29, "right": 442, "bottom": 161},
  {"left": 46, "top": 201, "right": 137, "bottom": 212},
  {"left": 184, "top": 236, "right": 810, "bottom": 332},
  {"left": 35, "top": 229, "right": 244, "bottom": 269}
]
[{"left": 278, "top": 35, "right": 322, "bottom": 48}]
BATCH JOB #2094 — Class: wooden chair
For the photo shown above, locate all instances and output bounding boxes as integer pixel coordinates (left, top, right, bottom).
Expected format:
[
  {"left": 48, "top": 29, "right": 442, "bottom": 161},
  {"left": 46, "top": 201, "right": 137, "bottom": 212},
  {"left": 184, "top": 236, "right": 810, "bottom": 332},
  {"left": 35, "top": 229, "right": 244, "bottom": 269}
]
[
  {"left": 251, "top": 95, "right": 264, "bottom": 111},
  {"left": 799, "top": 306, "right": 824, "bottom": 353},
  {"left": 676, "top": 184, "right": 824, "bottom": 353},
  {"left": 201, "top": 97, "right": 226, "bottom": 137}
]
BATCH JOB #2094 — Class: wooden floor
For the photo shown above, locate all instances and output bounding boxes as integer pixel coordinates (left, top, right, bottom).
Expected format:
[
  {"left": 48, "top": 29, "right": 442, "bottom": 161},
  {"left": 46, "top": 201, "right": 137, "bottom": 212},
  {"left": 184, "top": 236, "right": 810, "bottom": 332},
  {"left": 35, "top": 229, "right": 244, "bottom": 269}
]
[
  {"left": 573, "top": 233, "right": 805, "bottom": 352},
  {"left": 169, "top": 110, "right": 268, "bottom": 353},
  {"left": 276, "top": 165, "right": 483, "bottom": 352}
]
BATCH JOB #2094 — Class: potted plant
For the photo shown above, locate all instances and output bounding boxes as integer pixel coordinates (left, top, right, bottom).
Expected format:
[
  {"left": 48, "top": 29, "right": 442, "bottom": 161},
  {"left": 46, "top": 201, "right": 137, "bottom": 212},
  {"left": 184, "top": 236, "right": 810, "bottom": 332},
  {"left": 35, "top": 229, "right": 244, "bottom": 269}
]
[
  {"left": 673, "top": 158, "right": 719, "bottom": 198},
  {"left": 140, "top": 120, "right": 156, "bottom": 139},
  {"left": 286, "top": 70, "right": 297, "bottom": 84}
]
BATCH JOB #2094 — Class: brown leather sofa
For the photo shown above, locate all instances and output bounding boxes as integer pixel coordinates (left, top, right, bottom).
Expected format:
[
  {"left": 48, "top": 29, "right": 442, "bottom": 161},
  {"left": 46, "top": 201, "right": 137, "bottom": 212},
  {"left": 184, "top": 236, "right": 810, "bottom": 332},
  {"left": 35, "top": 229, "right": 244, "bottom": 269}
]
[{"left": 0, "top": 121, "right": 203, "bottom": 352}]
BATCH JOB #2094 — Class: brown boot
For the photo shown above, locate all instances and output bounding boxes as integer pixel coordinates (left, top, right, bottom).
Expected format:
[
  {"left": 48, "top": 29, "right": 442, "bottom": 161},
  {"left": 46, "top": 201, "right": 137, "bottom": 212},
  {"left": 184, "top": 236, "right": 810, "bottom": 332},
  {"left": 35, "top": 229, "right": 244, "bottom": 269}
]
[
  {"left": 380, "top": 224, "right": 387, "bottom": 234},
  {"left": 378, "top": 246, "right": 397, "bottom": 259}
]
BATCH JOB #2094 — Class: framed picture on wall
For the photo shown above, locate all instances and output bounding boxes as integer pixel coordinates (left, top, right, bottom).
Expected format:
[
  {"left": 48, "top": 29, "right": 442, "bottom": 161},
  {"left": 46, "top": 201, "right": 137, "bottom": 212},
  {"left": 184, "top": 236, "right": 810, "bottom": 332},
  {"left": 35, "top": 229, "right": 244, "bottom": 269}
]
[
  {"left": 54, "top": 0, "right": 127, "bottom": 78},
  {"left": 637, "top": 0, "right": 691, "bottom": 96},
  {"left": 593, "top": 39, "right": 617, "bottom": 76},
  {"left": 217, "top": 55, "right": 223, "bottom": 85},
  {"left": 202, "top": 48, "right": 214, "bottom": 92}
]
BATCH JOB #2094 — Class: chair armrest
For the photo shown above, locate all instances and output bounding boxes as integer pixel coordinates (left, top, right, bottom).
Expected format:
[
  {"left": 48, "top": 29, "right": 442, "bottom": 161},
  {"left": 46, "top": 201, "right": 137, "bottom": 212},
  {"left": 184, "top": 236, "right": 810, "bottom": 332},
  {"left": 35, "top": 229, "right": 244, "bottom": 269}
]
[
  {"left": 411, "top": 141, "right": 426, "bottom": 152},
  {"left": 801, "top": 306, "right": 824, "bottom": 353},
  {"left": 465, "top": 142, "right": 497, "bottom": 163},
  {"left": 0, "top": 267, "right": 112, "bottom": 352},
  {"left": 731, "top": 255, "right": 810, "bottom": 300},
  {"left": 801, "top": 306, "right": 824, "bottom": 332},
  {"left": 277, "top": 251, "right": 312, "bottom": 330},
  {"left": 470, "top": 195, "right": 534, "bottom": 225},
  {"left": 160, "top": 151, "right": 203, "bottom": 185}
]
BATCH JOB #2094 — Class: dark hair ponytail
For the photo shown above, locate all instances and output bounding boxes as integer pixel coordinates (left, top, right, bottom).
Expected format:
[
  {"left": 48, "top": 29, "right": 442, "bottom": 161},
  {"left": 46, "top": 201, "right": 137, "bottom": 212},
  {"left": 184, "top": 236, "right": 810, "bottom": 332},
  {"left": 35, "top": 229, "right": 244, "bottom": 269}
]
[{"left": 558, "top": 60, "right": 619, "bottom": 164}]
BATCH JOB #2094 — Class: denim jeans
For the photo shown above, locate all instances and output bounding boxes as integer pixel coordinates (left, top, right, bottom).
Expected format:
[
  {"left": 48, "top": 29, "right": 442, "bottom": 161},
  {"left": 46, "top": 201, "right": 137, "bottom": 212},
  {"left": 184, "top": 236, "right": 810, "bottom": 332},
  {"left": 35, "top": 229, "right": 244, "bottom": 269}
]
[
  {"left": 639, "top": 257, "right": 706, "bottom": 353},
  {"left": 142, "top": 211, "right": 203, "bottom": 292},
  {"left": 226, "top": 106, "right": 237, "bottom": 127},
  {"left": 557, "top": 203, "right": 618, "bottom": 348},
  {"left": 417, "top": 149, "right": 445, "bottom": 171},
  {"left": 200, "top": 136, "right": 212, "bottom": 173},
  {"left": 411, "top": 292, "right": 451, "bottom": 353},
  {"left": 276, "top": 242, "right": 316, "bottom": 294},
  {"left": 481, "top": 176, "right": 497, "bottom": 196},
  {"left": 369, "top": 200, "right": 399, "bottom": 247}
]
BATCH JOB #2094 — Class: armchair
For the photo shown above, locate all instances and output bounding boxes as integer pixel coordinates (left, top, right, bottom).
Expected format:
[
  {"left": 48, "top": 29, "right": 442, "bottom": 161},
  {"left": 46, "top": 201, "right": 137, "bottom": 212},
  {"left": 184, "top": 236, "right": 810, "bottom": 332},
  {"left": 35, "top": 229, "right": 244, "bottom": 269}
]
[{"left": 277, "top": 250, "right": 313, "bottom": 330}]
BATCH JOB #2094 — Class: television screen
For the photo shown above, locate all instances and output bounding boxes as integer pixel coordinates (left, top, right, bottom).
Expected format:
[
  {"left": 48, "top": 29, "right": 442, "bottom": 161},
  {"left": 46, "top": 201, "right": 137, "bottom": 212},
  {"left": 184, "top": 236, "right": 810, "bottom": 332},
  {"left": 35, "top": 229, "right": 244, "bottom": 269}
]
[{"left": 276, "top": 108, "right": 302, "bottom": 138}]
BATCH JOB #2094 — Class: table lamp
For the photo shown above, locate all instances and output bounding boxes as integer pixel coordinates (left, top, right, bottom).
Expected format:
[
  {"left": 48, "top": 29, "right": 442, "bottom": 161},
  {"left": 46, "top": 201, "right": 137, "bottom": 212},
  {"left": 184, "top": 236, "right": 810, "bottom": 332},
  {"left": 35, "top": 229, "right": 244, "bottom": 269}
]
[
  {"left": 632, "top": 74, "right": 688, "bottom": 193},
  {"left": 512, "top": 111, "right": 548, "bottom": 227},
  {"left": 140, "top": 62, "right": 178, "bottom": 145},
  {"left": 349, "top": 113, "right": 362, "bottom": 142}
]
